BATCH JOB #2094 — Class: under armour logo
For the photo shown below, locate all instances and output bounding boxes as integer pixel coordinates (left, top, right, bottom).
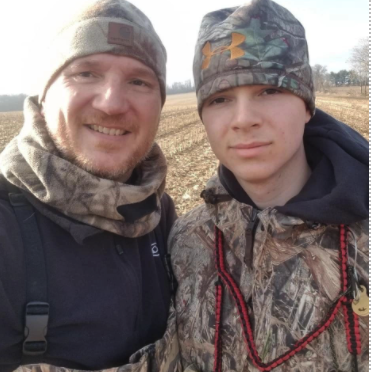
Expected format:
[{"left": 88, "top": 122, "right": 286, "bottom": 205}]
[
  {"left": 202, "top": 33, "right": 246, "bottom": 70},
  {"left": 151, "top": 242, "right": 159, "bottom": 257}
]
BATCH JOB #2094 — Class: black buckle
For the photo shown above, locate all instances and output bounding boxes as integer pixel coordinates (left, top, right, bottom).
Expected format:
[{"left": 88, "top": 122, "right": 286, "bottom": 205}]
[
  {"left": 8, "top": 192, "right": 28, "bottom": 207},
  {"left": 23, "top": 302, "right": 49, "bottom": 356}
]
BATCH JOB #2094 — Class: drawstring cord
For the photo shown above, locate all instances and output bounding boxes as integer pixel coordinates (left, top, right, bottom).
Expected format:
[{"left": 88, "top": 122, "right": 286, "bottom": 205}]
[
  {"left": 213, "top": 224, "right": 361, "bottom": 372},
  {"left": 214, "top": 279, "right": 223, "bottom": 372}
]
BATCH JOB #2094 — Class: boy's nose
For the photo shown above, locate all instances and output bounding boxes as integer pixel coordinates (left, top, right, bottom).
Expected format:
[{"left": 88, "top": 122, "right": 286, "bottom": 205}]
[{"left": 231, "top": 99, "right": 262, "bottom": 131}]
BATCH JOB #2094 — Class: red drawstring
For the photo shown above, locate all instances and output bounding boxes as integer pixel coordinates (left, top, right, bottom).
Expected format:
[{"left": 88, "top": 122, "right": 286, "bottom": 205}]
[
  {"left": 213, "top": 224, "right": 361, "bottom": 372},
  {"left": 214, "top": 280, "right": 223, "bottom": 372}
]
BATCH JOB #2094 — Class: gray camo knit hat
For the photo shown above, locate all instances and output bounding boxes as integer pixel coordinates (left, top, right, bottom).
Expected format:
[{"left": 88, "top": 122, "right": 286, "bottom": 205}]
[
  {"left": 194, "top": 0, "right": 315, "bottom": 115},
  {"left": 39, "top": 0, "right": 167, "bottom": 104}
]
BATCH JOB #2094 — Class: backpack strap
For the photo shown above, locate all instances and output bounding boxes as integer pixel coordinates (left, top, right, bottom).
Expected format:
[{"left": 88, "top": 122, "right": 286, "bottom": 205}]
[
  {"left": 6, "top": 182, "right": 49, "bottom": 361},
  {"left": 153, "top": 194, "right": 177, "bottom": 296}
]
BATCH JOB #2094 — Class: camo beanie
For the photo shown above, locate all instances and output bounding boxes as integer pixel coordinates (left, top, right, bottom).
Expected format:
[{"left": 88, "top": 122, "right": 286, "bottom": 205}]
[
  {"left": 38, "top": 0, "right": 167, "bottom": 104},
  {"left": 193, "top": 0, "right": 315, "bottom": 116}
]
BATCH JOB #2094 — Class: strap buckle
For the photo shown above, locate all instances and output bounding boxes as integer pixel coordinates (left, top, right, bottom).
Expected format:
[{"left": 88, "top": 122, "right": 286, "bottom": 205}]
[
  {"left": 23, "top": 302, "right": 49, "bottom": 356},
  {"left": 8, "top": 192, "right": 28, "bottom": 207}
]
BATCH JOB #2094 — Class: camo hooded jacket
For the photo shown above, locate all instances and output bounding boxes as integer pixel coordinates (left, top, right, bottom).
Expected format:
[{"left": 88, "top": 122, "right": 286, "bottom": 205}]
[{"left": 169, "top": 111, "right": 369, "bottom": 372}]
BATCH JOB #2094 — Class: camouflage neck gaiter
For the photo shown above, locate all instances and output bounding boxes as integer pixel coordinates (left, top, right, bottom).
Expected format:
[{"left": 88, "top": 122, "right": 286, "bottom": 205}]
[{"left": 0, "top": 97, "right": 167, "bottom": 238}]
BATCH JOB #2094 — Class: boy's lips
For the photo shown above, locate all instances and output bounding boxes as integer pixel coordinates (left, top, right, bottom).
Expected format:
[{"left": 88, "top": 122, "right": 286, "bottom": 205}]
[
  {"left": 229, "top": 141, "right": 271, "bottom": 158},
  {"left": 231, "top": 141, "right": 271, "bottom": 149}
]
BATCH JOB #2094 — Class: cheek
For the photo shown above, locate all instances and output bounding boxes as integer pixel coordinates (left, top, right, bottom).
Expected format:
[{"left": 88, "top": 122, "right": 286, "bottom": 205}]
[
  {"left": 144, "top": 108, "right": 161, "bottom": 134},
  {"left": 204, "top": 124, "right": 222, "bottom": 151},
  {"left": 277, "top": 122, "right": 305, "bottom": 156}
]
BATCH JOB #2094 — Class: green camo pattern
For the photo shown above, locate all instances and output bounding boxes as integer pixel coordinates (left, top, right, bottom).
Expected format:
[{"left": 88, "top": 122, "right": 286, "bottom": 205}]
[{"left": 193, "top": 0, "right": 315, "bottom": 114}]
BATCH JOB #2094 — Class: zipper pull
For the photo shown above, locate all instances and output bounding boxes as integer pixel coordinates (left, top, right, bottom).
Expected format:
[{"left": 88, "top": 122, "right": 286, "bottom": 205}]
[
  {"left": 348, "top": 265, "right": 360, "bottom": 301},
  {"left": 247, "top": 209, "right": 258, "bottom": 231}
]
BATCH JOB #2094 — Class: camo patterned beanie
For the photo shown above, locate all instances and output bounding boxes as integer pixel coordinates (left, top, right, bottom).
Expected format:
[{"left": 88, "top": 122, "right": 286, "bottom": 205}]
[
  {"left": 38, "top": 0, "right": 167, "bottom": 104},
  {"left": 193, "top": 0, "right": 315, "bottom": 116}
]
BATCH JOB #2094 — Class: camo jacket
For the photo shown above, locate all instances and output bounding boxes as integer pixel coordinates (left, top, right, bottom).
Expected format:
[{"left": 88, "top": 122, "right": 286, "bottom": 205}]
[
  {"left": 13, "top": 301, "right": 181, "bottom": 372},
  {"left": 169, "top": 175, "right": 369, "bottom": 372}
]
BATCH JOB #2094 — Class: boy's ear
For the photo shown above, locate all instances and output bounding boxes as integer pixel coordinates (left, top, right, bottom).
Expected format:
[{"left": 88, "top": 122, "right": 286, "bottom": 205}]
[{"left": 305, "top": 109, "right": 311, "bottom": 124}]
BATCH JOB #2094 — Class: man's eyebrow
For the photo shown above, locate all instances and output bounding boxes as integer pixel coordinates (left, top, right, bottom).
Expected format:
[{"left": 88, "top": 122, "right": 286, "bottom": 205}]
[
  {"left": 65, "top": 60, "right": 157, "bottom": 80},
  {"left": 66, "top": 60, "right": 102, "bottom": 71},
  {"left": 128, "top": 66, "right": 157, "bottom": 80}
]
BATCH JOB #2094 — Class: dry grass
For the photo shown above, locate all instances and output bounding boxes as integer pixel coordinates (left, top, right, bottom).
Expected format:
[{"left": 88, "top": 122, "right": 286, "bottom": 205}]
[
  {"left": 0, "top": 111, "right": 24, "bottom": 151},
  {"left": 0, "top": 88, "right": 369, "bottom": 215},
  {"left": 315, "top": 95, "right": 369, "bottom": 139}
]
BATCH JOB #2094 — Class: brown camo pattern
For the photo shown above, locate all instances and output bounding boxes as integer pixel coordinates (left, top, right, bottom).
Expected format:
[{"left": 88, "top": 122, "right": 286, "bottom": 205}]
[
  {"left": 170, "top": 175, "right": 369, "bottom": 372},
  {"left": 0, "top": 97, "right": 167, "bottom": 238},
  {"left": 14, "top": 303, "right": 182, "bottom": 372}
]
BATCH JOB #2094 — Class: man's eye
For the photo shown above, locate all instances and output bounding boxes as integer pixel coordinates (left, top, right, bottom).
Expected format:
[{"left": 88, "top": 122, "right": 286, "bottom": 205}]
[
  {"left": 262, "top": 88, "right": 282, "bottom": 95},
  {"left": 131, "top": 79, "right": 148, "bottom": 87},
  {"left": 76, "top": 71, "right": 95, "bottom": 78}
]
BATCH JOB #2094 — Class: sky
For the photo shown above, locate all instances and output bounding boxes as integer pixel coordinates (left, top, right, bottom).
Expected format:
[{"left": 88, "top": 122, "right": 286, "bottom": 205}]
[{"left": 0, "top": 0, "right": 369, "bottom": 95}]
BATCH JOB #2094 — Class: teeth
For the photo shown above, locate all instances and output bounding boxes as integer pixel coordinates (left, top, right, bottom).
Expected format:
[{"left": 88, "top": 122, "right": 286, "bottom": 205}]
[{"left": 90, "top": 125, "right": 126, "bottom": 136}]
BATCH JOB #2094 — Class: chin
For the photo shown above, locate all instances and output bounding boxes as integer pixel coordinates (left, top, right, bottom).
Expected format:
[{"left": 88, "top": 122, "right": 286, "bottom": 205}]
[
  {"left": 232, "top": 166, "right": 274, "bottom": 184},
  {"left": 71, "top": 154, "right": 133, "bottom": 181},
  {"left": 85, "top": 163, "right": 133, "bottom": 181}
]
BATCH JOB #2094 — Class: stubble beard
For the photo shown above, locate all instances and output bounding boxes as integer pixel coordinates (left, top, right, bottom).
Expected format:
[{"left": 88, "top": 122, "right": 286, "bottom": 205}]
[{"left": 46, "top": 112, "right": 158, "bottom": 182}]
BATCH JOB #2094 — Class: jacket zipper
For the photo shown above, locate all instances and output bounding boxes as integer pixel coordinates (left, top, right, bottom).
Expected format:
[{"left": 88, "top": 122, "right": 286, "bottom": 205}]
[
  {"left": 248, "top": 208, "right": 259, "bottom": 241},
  {"left": 245, "top": 208, "right": 259, "bottom": 268}
]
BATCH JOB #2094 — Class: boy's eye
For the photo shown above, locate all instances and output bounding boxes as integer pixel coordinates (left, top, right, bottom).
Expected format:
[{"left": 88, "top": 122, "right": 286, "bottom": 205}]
[
  {"left": 262, "top": 88, "right": 282, "bottom": 95},
  {"left": 209, "top": 97, "right": 227, "bottom": 105},
  {"left": 130, "top": 79, "right": 148, "bottom": 87}
]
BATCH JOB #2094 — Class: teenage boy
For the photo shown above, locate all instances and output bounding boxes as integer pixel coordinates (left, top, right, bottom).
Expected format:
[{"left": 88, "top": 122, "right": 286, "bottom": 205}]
[{"left": 170, "top": 1, "right": 369, "bottom": 371}]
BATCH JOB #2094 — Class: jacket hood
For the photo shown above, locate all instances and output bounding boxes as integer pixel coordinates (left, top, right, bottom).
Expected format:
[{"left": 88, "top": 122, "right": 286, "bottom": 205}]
[{"left": 216, "top": 109, "right": 368, "bottom": 225}]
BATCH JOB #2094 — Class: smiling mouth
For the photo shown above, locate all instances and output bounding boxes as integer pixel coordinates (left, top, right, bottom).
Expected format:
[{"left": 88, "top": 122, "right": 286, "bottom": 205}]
[{"left": 88, "top": 124, "right": 130, "bottom": 136}]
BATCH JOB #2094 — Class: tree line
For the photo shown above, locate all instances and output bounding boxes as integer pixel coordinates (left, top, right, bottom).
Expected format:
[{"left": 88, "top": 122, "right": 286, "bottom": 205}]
[
  {"left": 312, "top": 38, "right": 369, "bottom": 95},
  {"left": 166, "top": 79, "right": 195, "bottom": 95},
  {"left": 0, "top": 94, "right": 27, "bottom": 113}
]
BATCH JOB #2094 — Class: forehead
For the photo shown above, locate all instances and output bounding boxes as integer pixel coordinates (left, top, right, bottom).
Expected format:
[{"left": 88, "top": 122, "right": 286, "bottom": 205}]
[{"left": 63, "top": 53, "right": 157, "bottom": 79}]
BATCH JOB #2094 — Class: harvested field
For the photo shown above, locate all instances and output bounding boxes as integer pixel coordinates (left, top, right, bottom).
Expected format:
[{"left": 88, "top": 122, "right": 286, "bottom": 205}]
[
  {"left": 0, "top": 111, "right": 24, "bottom": 151},
  {"left": 315, "top": 95, "right": 369, "bottom": 139},
  {"left": 0, "top": 90, "right": 369, "bottom": 215}
]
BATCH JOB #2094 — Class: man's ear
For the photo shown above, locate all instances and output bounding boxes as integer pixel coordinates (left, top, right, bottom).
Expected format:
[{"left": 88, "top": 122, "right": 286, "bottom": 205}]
[{"left": 304, "top": 109, "right": 311, "bottom": 124}]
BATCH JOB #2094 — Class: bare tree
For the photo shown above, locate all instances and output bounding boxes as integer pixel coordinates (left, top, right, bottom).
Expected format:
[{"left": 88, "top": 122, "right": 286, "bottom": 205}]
[
  {"left": 312, "top": 64, "right": 328, "bottom": 92},
  {"left": 349, "top": 37, "right": 369, "bottom": 95}
]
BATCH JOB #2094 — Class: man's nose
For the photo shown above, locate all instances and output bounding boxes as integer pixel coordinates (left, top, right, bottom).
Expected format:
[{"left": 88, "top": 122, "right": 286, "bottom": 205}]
[
  {"left": 231, "top": 98, "right": 262, "bottom": 131},
  {"left": 92, "top": 80, "right": 129, "bottom": 116}
]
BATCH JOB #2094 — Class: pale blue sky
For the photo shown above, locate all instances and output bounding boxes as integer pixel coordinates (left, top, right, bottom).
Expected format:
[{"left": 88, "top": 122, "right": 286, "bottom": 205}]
[{"left": 0, "top": 0, "right": 369, "bottom": 95}]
